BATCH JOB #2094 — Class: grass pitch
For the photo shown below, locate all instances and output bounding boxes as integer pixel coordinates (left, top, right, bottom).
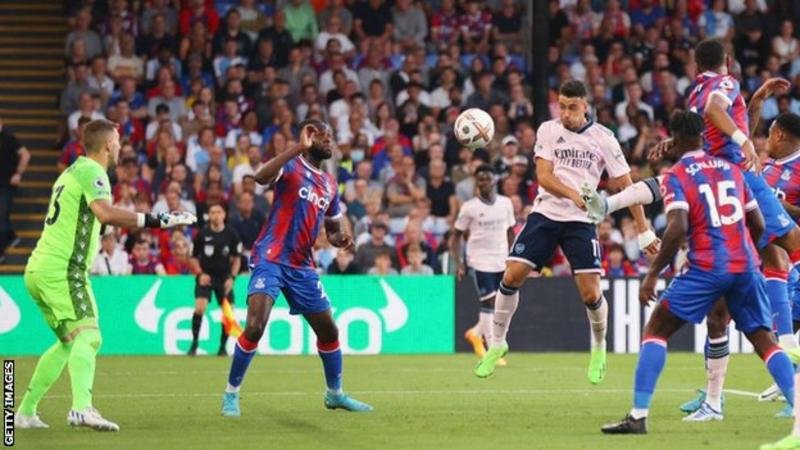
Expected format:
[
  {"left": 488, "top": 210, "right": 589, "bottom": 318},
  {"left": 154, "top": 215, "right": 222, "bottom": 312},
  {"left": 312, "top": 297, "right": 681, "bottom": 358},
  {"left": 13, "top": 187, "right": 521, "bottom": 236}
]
[{"left": 8, "top": 353, "right": 792, "bottom": 450}]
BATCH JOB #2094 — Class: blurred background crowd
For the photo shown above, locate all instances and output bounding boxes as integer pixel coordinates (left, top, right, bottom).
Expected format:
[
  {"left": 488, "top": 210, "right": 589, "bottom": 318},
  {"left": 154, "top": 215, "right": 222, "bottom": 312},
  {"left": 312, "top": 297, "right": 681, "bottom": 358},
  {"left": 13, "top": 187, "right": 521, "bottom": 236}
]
[{"left": 36, "top": 0, "right": 800, "bottom": 277}]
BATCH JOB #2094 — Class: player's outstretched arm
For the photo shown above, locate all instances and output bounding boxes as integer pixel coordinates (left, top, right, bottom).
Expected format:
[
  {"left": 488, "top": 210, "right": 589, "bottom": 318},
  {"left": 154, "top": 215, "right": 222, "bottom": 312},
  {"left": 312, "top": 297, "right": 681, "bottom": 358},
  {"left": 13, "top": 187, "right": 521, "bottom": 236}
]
[
  {"left": 639, "top": 210, "right": 688, "bottom": 306},
  {"left": 253, "top": 125, "right": 314, "bottom": 185},
  {"left": 748, "top": 78, "right": 790, "bottom": 135},
  {"left": 535, "top": 158, "right": 585, "bottom": 209},
  {"left": 89, "top": 199, "right": 197, "bottom": 229},
  {"left": 705, "top": 94, "right": 758, "bottom": 171}
]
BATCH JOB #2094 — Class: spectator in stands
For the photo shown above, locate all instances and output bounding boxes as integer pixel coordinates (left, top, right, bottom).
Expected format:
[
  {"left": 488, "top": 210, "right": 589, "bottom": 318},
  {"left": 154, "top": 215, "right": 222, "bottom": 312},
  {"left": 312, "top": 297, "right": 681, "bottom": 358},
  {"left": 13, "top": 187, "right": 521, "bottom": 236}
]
[
  {"left": 141, "top": 0, "right": 178, "bottom": 36},
  {"left": 367, "top": 250, "right": 398, "bottom": 275},
  {"left": 179, "top": 0, "right": 219, "bottom": 36},
  {"left": 108, "top": 33, "right": 144, "bottom": 83},
  {"left": 257, "top": 10, "right": 292, "bottom": 68},
  {"left": 88, "top": 56, "right": 114, "bottom": 103},
  {"left": 466, "top": 71, "right": 508, "bottom": 111},
  {"left": 355, "top": 220, "right": 398, "bottom": 271},
  {"left": 66, "top": 8, "right": 103, "bottom": 59},
  {"left": 459, "top": 0, "right": 493, "bottom": 54},
  {"left": 60, "top": 63, "right": 97, "bottom": 118},
  {"left": 282, "top": 0, "right": 318, "bottom": 43},
  {"left": 59, "top": 116, "right": 90, "bottom": 172},
  {"left": 236, "top": 0, "right": 268, "bottom": 41},
  {"left": 163, "top": 234, "right": 194, "bottom": 275},
  {"left": 91, "top": 233, "right": 132, "bottom": 275},
  {"left": 110, "top": 77, "right": 148, "bottom": 119},
  {"left": 396, "top": 219, "right": 439, "bottom": 272},
  {"left": 353, "top": 0, "right": 394, "bottom": 45},
  {"left": 0, "top": 119, "right": 29, "bottom": 263},
  {"left": 602, "top": 243, "right": 638, "bottom": 277},
  {"left": 316, "top": 15, "right": 356, "bottom": 58},
  {"left": 130, "top": 238, "right": 167, "bottom": 275},
  {"left": 401, "top": 243, "right": 434, "bottom": 275},
  {"left": 319, "top": 0, "right": 353, "bottom": 36},
  {"left": 153, "top": 181, "right": 197, "bottom": 216},
  {"left": 393, "top": 0, "right": 427, "bottom": 49},
  {"left": 425, "top": 159, "right": 457, "bottom": 234},
  {"left": 66, "top": 92, "right": 106, "bottom": 137},
  {"left": 327, "top": 248, "right": 360, "bottom": 274},
  {"left": 229, "top": 191, "right": 264, "bottom": 269},
  {"left": 232, "top": 145, "right": 262, "bottom": 196},
  {"left": 240, "top": 175, "right": 269, "bottom": 215},
  {"left": 139, "top": 15, "right": 177, "bottom": 61},
  {"left": 147, "top": 80, "right": 187, "bottom": 123},
  {"left": 214, "top": 9, "right": 252, "bottom": 57},
  {"left": 385, "top": 155, "right": 426, "bottom": 233}
]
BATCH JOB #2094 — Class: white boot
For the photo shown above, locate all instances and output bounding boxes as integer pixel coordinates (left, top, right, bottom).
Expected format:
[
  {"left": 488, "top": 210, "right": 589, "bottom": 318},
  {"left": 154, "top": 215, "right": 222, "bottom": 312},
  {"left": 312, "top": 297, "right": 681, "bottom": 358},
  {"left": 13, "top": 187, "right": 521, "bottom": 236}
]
[
  {"left": 67, "top": 407, "right": 120, "bottom": 431},
  {"left": 14, "top": 413, "right": 49, "bottom": 429}
]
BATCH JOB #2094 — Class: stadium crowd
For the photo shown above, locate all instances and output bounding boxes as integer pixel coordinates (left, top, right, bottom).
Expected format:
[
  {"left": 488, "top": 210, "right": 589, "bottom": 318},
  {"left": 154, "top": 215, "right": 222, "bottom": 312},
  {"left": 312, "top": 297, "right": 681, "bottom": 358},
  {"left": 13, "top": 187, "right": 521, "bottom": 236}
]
[{"left": 44, "top": 0, "right": 800, "bottom": 277}]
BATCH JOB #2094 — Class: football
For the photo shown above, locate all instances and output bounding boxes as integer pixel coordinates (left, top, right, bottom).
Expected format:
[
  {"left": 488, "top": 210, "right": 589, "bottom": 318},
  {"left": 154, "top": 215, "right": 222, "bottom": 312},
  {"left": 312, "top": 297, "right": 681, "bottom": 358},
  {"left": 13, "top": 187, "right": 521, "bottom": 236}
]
[{"left": 454, "top": 108, "right": 495, "bottom": 150}]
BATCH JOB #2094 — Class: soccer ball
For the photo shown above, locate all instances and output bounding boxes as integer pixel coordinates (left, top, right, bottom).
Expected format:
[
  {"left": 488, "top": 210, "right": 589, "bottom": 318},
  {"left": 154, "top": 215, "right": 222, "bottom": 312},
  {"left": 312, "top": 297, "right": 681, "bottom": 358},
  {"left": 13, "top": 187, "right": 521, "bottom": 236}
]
[{"left": 454, "top": 108, "right": 495, "bottom": 150}]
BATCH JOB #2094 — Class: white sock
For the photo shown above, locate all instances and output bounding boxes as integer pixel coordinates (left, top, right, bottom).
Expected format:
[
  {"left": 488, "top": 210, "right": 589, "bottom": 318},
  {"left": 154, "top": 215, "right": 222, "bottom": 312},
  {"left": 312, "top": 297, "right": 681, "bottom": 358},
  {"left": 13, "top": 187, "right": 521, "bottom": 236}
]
[
  {"left": 491, "top": 286, "right": 519, "bottom": 347},
  {"left": 705, "top": 335, "right": 729, "bottom": 411},
  {"left": 779, "top": 333, "right": 799, "bottom": 349},
  {"left": 478, "top": 310, "right": 493, "bottom": 342},
  {"left": 629, "top": 408, "right": 648, "bottom": 419},
  {"left": 226, "top": 383, "right": 240, "bottom": 393},
  {"left": 606, "top": 176, "right": 662, "bottom": 214},
  {"left": 586, "top": 297, "right": 608, "bottom": 350},
  {"left": 794, "top": 372, "right": 800, "bottom": 438}
]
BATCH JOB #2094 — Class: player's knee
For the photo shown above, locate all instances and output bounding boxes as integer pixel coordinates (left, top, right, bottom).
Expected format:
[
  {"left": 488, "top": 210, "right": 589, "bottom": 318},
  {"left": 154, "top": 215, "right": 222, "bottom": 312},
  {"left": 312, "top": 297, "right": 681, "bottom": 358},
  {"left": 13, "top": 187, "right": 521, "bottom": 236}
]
[
  {"left": 243, "top": 323, "right": 264, "bottom": 342},
  {"left": 578, "top": 286, "right": 601, "bottom": 304},
  {"left": 501, "top": 272, "right": 524, "bottom": 289},
  {"left": 73, "top": 328, "right": 102, "bottom": 352},
  {"left": 317, "top": 324, "right": 339, "bottom": 344}
]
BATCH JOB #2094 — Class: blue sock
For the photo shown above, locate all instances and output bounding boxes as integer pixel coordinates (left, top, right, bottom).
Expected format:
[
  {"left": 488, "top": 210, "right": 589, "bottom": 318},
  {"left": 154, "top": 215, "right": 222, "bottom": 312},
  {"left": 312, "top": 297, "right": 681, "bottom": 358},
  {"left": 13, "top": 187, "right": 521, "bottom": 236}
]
[
  {"left": 766, "top": 348, "right": 795, "bottom": 407},
  {"left": 226, "top": 335, "right": 258, "bottom": 391},
  {"left": 765, "top": 273, "right": 794, "bottom": 336},
  {"left": 633, "top": 338, "right": 668, "bottom": 410},
  {"left": 317, "top": 340, "right": 342, "bottom": 392}
]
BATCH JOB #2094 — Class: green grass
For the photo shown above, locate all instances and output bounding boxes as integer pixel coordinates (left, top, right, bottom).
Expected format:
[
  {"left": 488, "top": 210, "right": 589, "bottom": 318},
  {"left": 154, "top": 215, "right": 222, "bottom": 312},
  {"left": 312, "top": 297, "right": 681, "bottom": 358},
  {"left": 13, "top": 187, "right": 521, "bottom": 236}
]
[{"left": 8, "top": 353, "right": 794, "bottom": 450}]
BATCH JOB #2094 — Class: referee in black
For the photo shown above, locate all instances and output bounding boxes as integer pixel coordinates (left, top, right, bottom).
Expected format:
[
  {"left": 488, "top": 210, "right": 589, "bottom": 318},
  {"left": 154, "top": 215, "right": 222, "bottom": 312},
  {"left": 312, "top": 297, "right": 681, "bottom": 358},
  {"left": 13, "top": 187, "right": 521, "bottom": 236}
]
[{"left": 189, "top": 202, "right": 242, "bottom": 356}]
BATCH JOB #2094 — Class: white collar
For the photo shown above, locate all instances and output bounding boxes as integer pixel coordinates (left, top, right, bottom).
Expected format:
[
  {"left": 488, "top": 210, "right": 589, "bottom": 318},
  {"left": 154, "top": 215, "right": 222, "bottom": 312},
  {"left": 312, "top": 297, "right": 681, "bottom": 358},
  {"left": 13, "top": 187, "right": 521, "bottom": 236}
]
[
  {"left": 299, "top": 155, "right": 323, "bottom": 174},
  {"left": 774, "top": 148, "right": 800, "bottom": 165},
  {"left": 680, "top": 149, "right": 705, "bottom": 159}
]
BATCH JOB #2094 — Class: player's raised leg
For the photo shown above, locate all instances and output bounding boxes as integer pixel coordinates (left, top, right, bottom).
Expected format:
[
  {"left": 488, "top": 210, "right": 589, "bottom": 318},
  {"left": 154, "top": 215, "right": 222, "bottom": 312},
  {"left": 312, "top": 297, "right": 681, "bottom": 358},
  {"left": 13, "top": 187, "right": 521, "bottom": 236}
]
[
  {"left": 222, "top": 292, "right": 275, "bottom": 417},
  {"left": 582, "top": 176, "right": 664, "bottom": 223},
  {"left": 304, "top": 310, "right": 372, "bottom": 412}
]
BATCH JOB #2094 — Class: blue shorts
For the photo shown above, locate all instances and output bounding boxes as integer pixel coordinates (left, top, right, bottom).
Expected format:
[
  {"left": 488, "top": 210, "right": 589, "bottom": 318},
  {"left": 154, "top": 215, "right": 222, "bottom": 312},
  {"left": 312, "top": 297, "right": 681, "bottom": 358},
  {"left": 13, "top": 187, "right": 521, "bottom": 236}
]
[
  {"left": 660, "top": 267, "right": 770, "bottom": 333},
  {"left": 789, "top": 268, "right": 800, "bottom": 322},
  {"left": 745, "top": 171, "right": 795, "bottom": 249},
  {"left": 247, "top": 261, "right": 330, "bottom": 315},
  {"left": 469, "top": 269, "right": 503, "bottom": 301},
  {"left": 508, "top": 213, "right": 602, "bottom": 274}
]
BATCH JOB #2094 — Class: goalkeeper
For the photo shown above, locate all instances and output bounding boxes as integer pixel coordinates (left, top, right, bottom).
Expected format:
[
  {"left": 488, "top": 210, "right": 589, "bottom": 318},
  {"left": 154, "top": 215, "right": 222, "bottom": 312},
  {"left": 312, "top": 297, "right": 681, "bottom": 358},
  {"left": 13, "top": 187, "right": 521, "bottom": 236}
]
[{"left": 15, "top": 119, "right": 196, "bottom": 432}]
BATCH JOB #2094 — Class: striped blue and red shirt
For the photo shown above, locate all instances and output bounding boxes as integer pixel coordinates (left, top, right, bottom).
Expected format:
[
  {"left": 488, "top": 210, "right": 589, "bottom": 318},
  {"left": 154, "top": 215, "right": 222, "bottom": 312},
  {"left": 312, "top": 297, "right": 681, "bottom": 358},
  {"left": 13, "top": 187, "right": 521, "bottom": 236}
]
[
  {"left": 251, "top": 156, "right": 342, "bottom": 269},
  {"left": 687, "top": 71, "right": 749, "bottom": 167},
  {"left": 762, "top": 150, "right": 800, "bottom": 225},
  {"left": 661, "top": 150, "right": 759, "bottom": 273}
]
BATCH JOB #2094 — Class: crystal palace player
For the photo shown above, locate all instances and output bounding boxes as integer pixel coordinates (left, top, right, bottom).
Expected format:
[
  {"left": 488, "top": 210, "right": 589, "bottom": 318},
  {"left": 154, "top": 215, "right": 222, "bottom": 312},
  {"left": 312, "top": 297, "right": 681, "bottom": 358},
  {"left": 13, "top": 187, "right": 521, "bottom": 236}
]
[
  {"left": 585, "top": 40, "right": 800, "bottom": 417},
  {"left": 220, "top": 120, "right": 372, "bottom": 416},
  {"left": 760, "top": 113, "right": 800, "bottom": 450},
  {"left": 601, "top": 111, "right": 796, "bottom": 435},
  {"left": 474, "top": 80, "right": 659, "bottom": 382}
]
